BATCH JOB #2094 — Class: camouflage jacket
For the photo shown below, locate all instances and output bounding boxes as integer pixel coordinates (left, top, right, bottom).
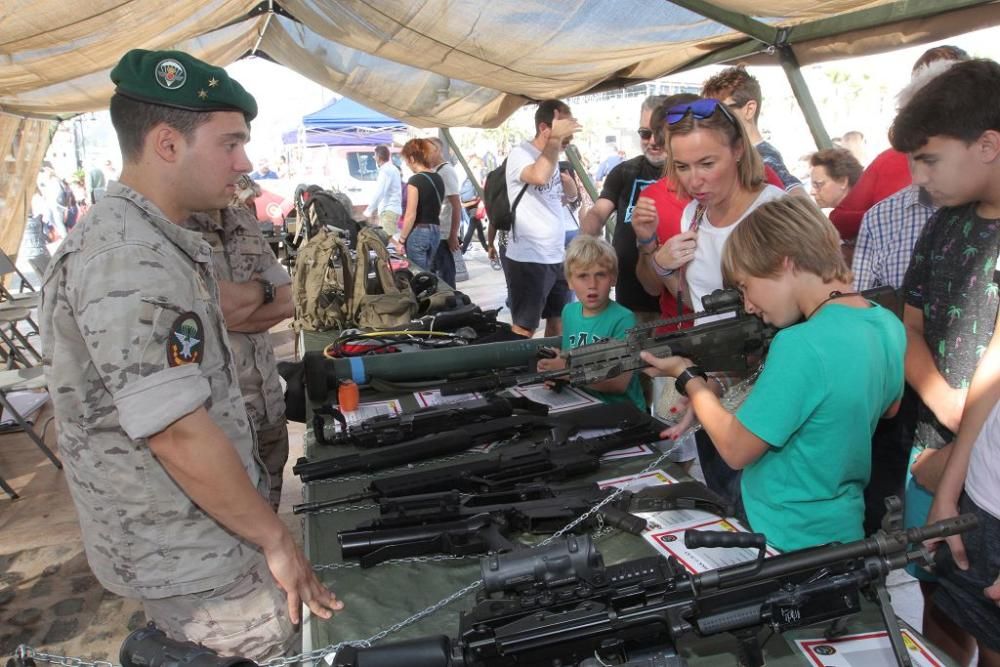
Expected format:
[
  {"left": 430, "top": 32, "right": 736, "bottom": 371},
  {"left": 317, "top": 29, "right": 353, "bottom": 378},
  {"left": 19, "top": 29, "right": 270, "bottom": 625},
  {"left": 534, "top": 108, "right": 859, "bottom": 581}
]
[
  {"left": 39, "top": 182, "right": 262, "bottom": 598},
  {"left": 182, "top": 208, "right": 290, "bottom": 428}
]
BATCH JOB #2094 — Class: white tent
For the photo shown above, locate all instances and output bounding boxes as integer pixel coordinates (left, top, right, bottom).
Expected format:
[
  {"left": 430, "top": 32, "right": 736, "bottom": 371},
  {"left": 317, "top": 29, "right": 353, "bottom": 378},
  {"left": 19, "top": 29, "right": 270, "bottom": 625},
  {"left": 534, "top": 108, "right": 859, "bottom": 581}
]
[{"left": 2, "top": 0, "right": 997, "bottom": 253}]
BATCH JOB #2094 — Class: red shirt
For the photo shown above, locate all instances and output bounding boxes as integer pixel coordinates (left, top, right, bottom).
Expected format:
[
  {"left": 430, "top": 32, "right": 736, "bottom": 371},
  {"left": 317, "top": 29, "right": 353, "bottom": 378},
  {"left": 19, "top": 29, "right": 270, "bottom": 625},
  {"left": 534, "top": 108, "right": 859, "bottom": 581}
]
[
  {"left": 830, "top": 149, "right": 911, "bottom": 241},
  {"left": 639, "top": 166, "right": 785, "bottom": 321}
]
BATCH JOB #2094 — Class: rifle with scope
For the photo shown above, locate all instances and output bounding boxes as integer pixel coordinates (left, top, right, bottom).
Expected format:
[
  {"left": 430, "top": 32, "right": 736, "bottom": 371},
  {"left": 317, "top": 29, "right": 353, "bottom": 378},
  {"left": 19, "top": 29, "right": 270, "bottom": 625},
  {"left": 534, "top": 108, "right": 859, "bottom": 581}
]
[
  {"left": 331, "top": 498, "right": 975, "bottom": 667},
  {"left": 333, "top": 481, "right": 737, "bottom": 567},
  {"left": 442, "top": 285, "right": 901, "bottom": 396},
  {"left": 336, "top": 482, "right": 647, "bottom": 568}
]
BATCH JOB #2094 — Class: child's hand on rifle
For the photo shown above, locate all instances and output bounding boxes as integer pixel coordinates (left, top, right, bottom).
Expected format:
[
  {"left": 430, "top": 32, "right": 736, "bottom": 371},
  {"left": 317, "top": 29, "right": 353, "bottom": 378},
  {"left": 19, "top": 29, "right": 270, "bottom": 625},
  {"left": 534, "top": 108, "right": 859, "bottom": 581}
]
[{"left": 536, "top": 346, "right": 565, "bottom": 373}]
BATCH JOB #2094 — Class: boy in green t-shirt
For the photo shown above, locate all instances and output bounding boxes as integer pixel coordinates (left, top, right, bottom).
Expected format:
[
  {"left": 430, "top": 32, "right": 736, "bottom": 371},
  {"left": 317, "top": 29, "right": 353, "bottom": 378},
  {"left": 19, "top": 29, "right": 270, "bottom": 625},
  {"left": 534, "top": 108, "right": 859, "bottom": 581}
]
[
  {"left": 537, "top": 235, "right": 646, "bottom": 410},
  {"left": 642, "top": 196, "right": 905, "bottom": 552}
]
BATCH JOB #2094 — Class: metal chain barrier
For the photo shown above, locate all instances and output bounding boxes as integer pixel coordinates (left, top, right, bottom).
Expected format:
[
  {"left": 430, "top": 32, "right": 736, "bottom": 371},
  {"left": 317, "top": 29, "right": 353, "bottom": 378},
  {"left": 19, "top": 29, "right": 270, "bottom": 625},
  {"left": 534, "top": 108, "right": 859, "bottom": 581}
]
[{"left": 16, "top": 377, "right": 758, "bottom": 667}]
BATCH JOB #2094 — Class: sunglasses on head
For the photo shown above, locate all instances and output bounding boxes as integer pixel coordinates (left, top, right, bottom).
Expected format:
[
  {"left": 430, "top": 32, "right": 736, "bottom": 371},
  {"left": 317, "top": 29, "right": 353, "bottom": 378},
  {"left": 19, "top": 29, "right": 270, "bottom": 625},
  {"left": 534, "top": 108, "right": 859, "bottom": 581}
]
[
  {"left": 665, "top": 98, "right": 738, "bottom": 127},
  {"left": 637, "top": 128, "right": 653, "bottom": 140}
]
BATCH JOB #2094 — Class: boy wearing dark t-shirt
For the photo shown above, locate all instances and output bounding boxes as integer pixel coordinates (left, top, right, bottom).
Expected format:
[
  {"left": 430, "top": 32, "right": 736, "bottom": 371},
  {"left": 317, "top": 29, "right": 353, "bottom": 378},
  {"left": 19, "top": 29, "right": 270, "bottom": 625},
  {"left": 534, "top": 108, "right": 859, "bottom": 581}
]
[{"left": 890, "top": 59, "right": 1000, "bottom": 665}]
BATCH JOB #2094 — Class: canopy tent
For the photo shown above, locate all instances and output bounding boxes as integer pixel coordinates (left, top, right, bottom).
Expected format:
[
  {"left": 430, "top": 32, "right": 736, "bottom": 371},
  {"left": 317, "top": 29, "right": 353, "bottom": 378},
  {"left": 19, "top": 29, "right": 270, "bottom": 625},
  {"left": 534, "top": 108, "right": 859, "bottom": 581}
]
[
  {"left": 2, "top": 0, "right": 998, "bottom": 255},
  {"left": 281, "top": 97, "right": 407, "bottom": 146}
]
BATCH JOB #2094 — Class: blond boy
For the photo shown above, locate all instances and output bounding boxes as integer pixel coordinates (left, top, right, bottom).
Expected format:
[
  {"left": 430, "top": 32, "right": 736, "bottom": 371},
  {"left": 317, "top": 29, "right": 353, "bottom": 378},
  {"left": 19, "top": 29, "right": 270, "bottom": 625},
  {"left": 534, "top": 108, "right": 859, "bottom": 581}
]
[{"left": 537, "top": 235, "right": 645, "bottom": 410}]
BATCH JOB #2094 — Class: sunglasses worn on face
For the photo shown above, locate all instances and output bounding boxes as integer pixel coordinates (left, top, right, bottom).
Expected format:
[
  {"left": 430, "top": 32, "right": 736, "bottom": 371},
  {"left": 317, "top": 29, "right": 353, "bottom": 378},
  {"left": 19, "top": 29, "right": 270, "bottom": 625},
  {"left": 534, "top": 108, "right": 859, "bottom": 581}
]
[
  {"left": 637, "top": 128, "right": 653, "bottom": 140},
  {"left": 665, "top": 98, "right": 738, "bottom": 128}
]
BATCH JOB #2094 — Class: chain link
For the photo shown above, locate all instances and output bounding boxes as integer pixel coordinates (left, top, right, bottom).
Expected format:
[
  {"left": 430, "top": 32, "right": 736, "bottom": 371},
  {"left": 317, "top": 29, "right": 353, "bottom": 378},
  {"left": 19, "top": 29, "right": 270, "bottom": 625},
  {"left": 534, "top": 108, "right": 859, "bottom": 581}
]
[{"left": 15, "top": 647, "right": 118, "bottom": 667}]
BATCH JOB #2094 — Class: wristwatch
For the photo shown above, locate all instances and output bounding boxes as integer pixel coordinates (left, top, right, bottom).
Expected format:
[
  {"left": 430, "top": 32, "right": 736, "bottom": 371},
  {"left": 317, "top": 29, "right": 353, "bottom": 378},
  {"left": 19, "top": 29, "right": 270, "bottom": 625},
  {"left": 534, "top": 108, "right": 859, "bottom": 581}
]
[
  {"left": 256, "top": 278, "right": 275, "bottom": 304},
  {"left": 675, "top": 365, "right": 708, "bottom": 397}
]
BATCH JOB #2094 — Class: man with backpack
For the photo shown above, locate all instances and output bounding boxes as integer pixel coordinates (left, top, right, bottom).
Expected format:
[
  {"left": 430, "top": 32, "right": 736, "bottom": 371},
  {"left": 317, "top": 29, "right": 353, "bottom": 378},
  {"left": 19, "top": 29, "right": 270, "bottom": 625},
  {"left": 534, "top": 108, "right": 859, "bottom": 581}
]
[{"left": 492, "top": 99, "right": 581, "bottom": 337}]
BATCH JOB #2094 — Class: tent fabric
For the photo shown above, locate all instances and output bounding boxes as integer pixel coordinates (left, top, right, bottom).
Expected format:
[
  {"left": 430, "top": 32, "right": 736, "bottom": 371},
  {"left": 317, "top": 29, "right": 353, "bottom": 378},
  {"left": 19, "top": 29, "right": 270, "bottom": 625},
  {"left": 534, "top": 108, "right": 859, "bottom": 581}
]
[
  {"left": 0, "top": 115, "right": 56, "bottom": 259},
  {"left": 1, "top": 0, "right": 998, "bottom": 255}
]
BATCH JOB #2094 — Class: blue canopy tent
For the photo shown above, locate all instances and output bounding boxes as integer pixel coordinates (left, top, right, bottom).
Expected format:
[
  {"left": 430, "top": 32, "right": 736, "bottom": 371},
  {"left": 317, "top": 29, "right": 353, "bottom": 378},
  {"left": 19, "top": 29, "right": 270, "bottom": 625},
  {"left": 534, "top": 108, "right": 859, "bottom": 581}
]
[{"left": 282, "top": 97, "right": 407, "bottom": 146}]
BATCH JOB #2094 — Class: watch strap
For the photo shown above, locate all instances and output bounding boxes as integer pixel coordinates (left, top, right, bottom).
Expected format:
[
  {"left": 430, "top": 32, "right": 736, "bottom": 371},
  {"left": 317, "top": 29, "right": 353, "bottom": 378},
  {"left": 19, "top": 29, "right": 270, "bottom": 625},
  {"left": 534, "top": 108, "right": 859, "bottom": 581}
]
[{"left": 675, "top": 365, "right": 707, "bottom": 397}]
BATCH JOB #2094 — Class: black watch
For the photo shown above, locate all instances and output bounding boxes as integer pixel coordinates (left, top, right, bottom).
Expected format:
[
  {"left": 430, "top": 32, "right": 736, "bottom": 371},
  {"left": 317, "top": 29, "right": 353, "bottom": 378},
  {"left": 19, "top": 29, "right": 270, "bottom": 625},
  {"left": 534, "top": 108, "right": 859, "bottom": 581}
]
[
  {"left": 257, "top": 278, "right": 275, "bottom": 304},
  {"left": 675, "top": 365, "right": 708, "bottom": 397}
]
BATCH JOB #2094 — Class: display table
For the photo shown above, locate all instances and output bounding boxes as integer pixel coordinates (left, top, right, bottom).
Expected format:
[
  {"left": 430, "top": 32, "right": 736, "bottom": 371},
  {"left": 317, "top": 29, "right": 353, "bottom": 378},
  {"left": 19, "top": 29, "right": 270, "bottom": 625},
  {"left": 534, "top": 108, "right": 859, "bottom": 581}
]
[{"left": 297, "top": 335, "right": 956, "bottom": 667}]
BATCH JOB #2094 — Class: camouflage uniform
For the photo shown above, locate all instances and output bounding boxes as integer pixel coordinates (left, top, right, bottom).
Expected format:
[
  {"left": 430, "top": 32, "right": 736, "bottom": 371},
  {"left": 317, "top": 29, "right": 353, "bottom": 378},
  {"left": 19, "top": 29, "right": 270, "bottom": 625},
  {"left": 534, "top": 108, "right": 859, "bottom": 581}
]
[
  {"left": 182, "top": 207, "right": 291, "bottom": 510},
  {"left": 39, "top": 182, "right": 295, "bottom": 659}
]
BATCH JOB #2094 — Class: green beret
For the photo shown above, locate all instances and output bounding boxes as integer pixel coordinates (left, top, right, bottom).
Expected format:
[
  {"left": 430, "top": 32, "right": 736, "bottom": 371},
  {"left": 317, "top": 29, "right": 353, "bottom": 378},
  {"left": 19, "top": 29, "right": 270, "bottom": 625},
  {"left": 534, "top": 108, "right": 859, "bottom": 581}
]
[{"left": 111, "top": 49, "right": 257, "bottom": 120}]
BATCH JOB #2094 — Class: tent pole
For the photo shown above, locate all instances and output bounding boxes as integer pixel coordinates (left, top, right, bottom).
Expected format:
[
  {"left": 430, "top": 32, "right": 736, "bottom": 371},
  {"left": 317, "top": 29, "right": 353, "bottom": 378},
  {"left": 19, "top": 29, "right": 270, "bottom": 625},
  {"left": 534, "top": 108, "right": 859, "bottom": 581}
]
[
  {"left": 778, "top": 46, "right": 833, "bottom": 151},
  {"left": 564, "top": 144, "right": 598, "bottom": 204},
  {"left": 441, "top": 128, "right": 483, "bottom": 198}
]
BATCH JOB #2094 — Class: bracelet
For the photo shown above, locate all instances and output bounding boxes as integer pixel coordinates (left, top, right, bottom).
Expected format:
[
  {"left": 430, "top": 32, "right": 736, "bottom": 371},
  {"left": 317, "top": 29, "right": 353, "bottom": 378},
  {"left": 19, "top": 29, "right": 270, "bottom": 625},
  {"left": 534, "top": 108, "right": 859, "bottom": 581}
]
[
  {"left": 676, "top": 365, "right": 708, "bottom": 397},
  {"left": 636, "top": 234, "right": 657, "bottom": 246},
  {"left": 650, "top": 252, "right": 675, "bottom": 277}
]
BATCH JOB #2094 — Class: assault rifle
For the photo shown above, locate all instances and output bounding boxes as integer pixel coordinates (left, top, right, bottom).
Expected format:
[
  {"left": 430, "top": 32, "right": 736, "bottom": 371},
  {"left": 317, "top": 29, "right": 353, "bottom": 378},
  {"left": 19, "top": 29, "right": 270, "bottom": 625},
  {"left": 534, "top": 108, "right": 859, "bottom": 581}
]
[
  {"left": 332, "top": 500, "right": 976, "bottom": 667},
  {"left": 313, "top": 396, "right": 549, "bottom": 447},
  {"left": 294, "top": 402, "right": 653, "bottom": 482},
  {"left": 292, "top": 409, "right": 666, "bottom": 512},
  {"left": 333, "top": 481, "right": 737, "bottom": 567},
  {"left": 442, "top": 285, "right": 902, "bottom": 395},
  {"left": 337, "top": 482, "right": 647, "bottom": 568}
]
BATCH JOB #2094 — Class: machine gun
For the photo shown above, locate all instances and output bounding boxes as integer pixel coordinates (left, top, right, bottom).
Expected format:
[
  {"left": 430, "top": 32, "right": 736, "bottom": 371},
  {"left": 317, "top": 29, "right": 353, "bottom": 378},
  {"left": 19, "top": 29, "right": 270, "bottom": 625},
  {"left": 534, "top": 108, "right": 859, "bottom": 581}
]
[
  {"left": 292, "top": 411, "right": 666, "bottom": 512},
  {"left": 336, "top": 482, "right": 647, "bottom": 568},
  {"left": 443, "top": 285, "right": 902, "bottom": 395},
  {"left": 313, "top": 396, "right": 548, "bottom": 447},
  {"left": 293, "top": 401, "right": 655, "bottom": 482},
  {"left": 332, "top": 501, "right": 976, "bottom": 667}
]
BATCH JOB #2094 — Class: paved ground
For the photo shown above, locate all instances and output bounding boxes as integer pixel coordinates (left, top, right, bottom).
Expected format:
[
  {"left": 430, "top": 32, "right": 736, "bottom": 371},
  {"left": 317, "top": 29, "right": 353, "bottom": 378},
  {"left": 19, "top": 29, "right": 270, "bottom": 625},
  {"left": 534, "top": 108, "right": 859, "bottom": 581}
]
[{"left": 0, "top": 241, "right": 928, "bottom": 663}]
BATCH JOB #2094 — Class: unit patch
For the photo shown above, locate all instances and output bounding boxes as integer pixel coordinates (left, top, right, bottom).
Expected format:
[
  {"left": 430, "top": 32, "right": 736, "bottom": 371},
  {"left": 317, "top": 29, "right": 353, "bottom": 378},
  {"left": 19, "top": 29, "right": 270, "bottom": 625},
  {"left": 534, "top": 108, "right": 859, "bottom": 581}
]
[
  {"left": 167, "top": 312, "right": 204, "bottom": 367},
  {"left": 155, "top": 59, "right": 187, "bottom": 89}
]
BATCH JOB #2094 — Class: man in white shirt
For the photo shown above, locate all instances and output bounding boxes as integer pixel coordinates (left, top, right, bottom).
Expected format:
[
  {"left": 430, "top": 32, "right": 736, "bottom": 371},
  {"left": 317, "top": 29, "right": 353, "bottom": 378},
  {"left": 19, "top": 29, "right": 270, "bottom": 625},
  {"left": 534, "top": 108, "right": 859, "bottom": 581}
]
[
  {"left": 428, "top": 137, "right": 462, "bottom": 286},
  {"left": 504, "top": 99, "right": 581, "bottom": 337},
  {"left": 362, "top": 145, "right": 403, "bottom": 238}
]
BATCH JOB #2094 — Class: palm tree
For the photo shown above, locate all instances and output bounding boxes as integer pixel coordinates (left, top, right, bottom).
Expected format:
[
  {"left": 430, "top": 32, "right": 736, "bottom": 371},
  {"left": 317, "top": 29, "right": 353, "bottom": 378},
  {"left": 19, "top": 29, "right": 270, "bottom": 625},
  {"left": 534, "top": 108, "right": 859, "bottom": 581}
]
[
  {"left": 947, "top": 304, "right": 962, "bottom": 324},
  {"left": 963, "top": 245, "right": 979, "bottom": 263}
]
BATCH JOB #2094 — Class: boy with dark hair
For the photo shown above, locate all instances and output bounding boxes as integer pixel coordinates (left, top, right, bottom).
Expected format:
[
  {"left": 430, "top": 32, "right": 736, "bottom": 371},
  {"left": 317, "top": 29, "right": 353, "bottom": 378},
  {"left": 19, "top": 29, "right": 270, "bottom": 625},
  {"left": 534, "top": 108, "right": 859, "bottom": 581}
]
[
  {"left": 502, "top": 99, "right": 581, "bottom": 337},
  {"left": 889, "top": 58, "right": 1000, "bottom": 665},
  {"left": 642, "top": 196, "right": 904, "bottom": 552},
  {"left": 701, "top": 65, "right": 806, "bottom": 197}
]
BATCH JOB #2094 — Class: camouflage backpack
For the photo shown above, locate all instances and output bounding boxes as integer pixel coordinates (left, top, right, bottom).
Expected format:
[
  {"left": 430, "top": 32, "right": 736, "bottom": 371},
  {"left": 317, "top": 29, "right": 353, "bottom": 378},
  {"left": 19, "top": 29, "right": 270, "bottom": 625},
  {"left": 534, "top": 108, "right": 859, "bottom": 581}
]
[
  {"left": 352, "top": 227, "right": 417, "bottom": 329},
  {"left": 291, "top": 228, "right": 354, "bottom": 332}
]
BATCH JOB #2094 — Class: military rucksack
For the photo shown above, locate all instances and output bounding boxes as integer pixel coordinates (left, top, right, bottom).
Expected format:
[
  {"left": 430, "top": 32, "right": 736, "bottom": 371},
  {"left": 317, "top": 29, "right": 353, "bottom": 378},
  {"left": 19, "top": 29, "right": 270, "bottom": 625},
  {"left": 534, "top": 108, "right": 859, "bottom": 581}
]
[
  {"left": 352, "top": 227, "right": 418, "bottom": 329},
  {"left": 291, "top": 228, "right": 354, "bottom": 332},
  {"left": 482, "top": 159, "right": 528, "bottom": 235},
  {"left": 299, "top": 185, "right": 362, "bottom": 247}
]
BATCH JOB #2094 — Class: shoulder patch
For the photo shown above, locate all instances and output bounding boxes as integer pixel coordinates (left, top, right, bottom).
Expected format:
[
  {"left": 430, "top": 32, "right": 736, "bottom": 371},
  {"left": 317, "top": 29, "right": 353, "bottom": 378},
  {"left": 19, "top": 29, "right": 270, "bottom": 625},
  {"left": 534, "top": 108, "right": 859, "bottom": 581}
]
[{"left": 167, "top": 312, "right": 204, "bottom": 367}]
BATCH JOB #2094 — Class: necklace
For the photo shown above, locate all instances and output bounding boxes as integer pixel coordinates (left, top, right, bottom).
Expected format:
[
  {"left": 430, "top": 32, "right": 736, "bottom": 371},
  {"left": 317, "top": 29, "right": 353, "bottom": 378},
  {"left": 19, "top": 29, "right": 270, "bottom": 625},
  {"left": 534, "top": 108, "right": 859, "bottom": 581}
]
[{"left": 807, "top": 290, "right": 861, "bottom": 319}]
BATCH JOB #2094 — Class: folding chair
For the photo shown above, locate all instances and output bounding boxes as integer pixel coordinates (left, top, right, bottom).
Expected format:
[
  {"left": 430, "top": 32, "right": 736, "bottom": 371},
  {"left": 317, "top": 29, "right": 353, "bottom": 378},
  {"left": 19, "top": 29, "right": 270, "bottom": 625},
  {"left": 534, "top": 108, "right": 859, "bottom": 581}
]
[
  {"left": 0, "top": 249, "right": 39, "bottom": 299},
  {"left": 0, "top": 366, "right": 61, "bottom": 499}
]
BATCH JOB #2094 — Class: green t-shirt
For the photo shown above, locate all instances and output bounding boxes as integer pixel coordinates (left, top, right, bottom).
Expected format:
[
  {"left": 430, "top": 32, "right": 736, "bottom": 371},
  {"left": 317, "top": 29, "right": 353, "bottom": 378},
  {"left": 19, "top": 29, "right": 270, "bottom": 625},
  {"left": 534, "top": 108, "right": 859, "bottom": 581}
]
[
  {"left": 736, "top": 302, "right": 905, "bottom": 552},
  {"left": 561, "top": 300, "right": 647, "bottom": 411}
]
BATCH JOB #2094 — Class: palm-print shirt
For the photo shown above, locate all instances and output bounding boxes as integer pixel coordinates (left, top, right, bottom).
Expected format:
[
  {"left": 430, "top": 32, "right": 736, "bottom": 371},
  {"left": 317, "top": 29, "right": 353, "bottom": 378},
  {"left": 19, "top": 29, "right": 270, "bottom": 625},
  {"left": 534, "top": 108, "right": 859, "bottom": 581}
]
[{"left": 903, "top": 203, "right": 1000, "bottom": 450}]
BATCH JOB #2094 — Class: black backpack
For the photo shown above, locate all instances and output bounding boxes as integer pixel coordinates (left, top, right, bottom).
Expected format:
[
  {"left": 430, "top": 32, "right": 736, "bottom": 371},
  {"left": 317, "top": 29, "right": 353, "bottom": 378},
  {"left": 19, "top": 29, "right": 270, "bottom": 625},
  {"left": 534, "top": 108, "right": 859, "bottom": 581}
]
[
  {"left": 299, "top": 186, "right": 361, "bottom": 248},
  {"left": 482, "top": 158, "right": 528, "bottom": 234}
]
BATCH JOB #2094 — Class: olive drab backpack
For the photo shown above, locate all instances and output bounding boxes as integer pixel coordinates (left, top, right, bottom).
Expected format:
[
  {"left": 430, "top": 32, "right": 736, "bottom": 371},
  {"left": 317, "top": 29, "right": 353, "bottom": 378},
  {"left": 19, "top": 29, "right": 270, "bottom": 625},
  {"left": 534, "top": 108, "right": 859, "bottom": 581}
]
[
  {"left": 352, "top": 227, "right": 418, "bottom": 329},
  {"left": 291, "top": 228, "right": 354, "bottom": 332}
]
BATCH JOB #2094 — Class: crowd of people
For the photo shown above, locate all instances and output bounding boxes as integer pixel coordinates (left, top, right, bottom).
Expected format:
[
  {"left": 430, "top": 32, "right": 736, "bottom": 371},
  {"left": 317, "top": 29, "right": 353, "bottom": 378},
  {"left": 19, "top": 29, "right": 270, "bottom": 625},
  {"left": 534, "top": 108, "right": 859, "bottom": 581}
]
[{"left": 29, "top": 40, "right": 1000, "bottom": 667}]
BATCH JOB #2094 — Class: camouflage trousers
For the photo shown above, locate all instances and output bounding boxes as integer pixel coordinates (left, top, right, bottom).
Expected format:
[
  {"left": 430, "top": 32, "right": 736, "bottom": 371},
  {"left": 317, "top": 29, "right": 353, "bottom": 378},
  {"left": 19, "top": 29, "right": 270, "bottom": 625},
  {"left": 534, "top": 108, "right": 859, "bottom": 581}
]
[
  {"left": 258, "top": 421, "right": 290, "bottom": 512},
  {"left": 141, "top": 553, "right": 298, "bottom": 662}
]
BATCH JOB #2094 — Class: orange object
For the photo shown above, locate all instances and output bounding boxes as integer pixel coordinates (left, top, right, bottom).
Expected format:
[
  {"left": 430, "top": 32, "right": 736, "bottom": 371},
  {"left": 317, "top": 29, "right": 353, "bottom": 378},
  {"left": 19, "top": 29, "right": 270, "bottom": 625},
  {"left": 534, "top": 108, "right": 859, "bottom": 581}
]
[{"left": 338, "top": 380, "right": 360, "bottom": 412}]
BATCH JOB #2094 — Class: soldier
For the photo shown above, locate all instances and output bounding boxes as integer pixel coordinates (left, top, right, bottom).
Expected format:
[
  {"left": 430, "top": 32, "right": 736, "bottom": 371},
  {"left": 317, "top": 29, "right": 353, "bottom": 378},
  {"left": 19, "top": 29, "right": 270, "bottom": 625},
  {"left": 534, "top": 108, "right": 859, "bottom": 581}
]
[
  {"left": 39, "top": 49, "right": 342, "bottom": 660},
  {"left": 184, "top": 175, "right": 293, "bottom": 511}
]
